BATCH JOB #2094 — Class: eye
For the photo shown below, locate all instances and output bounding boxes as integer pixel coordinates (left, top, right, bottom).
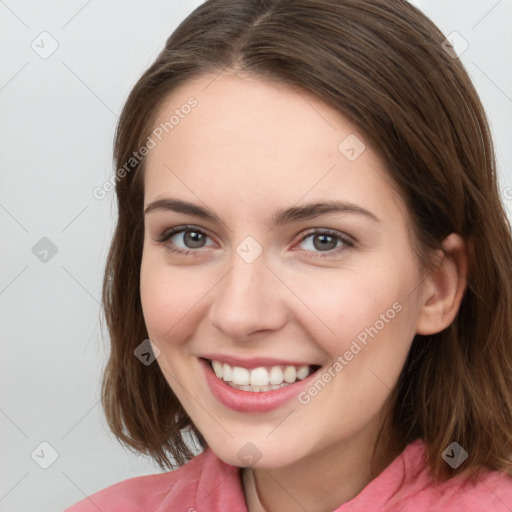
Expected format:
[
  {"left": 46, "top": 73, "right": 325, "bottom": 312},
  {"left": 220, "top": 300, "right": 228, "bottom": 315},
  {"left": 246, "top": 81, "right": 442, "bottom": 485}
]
[
  {"left": 155, "top": 225, "right": 355, "bottom": 259},
  {"left": 155, "top": 225, "right": 215, "bottom": 256},
  {"left": 295, "top": 229, "right": 354, "bottom": 258}
]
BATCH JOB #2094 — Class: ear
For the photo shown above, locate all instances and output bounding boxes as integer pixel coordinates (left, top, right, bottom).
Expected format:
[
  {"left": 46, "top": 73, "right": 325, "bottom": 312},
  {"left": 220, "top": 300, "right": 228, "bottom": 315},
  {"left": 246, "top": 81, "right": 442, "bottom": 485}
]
[{"left": 415, "top": 233, "right": 468, "bottom": 335}]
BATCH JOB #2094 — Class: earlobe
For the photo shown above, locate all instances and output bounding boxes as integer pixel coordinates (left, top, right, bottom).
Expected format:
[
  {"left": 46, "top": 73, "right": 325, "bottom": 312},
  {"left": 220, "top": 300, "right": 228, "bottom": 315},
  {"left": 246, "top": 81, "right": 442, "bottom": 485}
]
[{"left": 415, "top": 233, "right": 468, "bottom": 336}]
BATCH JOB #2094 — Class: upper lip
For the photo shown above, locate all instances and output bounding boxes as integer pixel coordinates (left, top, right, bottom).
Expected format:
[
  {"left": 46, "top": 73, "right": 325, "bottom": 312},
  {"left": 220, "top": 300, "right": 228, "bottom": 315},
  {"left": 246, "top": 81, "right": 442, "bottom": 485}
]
[{"left": 200, "top": 353, "right": 320, "bottom": 369}]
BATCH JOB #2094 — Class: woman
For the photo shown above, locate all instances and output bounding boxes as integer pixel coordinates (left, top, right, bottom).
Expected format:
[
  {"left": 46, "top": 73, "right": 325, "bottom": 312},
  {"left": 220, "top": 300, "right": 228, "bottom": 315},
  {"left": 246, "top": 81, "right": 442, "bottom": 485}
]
[{"left": 65, "top": 0, "right": 512, "bottom": 510}]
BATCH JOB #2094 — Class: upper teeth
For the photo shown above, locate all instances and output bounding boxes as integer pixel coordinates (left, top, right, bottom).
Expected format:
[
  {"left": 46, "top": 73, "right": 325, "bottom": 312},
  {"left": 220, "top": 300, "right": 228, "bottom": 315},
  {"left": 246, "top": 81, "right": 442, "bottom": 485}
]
[{"left": 211, "top": 360, "right": 312, "bottom": 386}]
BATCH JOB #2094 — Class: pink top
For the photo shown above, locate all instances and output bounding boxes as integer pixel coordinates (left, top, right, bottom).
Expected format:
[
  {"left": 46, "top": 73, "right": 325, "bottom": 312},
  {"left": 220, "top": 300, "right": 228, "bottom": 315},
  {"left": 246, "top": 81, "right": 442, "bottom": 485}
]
[{"left": 64, "top": 439, "right": 512, "bottom": 511}]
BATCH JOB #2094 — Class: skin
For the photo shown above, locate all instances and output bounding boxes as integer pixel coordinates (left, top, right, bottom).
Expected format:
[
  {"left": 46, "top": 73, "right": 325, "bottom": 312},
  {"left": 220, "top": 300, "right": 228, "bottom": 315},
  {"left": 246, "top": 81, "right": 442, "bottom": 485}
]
[{"left": 139, "top": 71, "right": 468, "bottom": 512}]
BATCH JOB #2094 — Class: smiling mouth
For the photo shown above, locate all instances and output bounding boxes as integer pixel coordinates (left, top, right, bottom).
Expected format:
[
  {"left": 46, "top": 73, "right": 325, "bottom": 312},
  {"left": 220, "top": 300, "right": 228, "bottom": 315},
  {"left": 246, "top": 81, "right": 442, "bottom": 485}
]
[{"left": 202, "top": 358, "right": 322, "bottom": 393}]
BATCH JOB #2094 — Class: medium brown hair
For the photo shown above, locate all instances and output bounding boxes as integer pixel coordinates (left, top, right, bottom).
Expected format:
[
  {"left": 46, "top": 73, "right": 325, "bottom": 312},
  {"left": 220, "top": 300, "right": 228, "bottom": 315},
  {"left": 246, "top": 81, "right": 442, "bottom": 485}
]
[{"left": 100, "top": 0, "right": 512, "bottom": 481}]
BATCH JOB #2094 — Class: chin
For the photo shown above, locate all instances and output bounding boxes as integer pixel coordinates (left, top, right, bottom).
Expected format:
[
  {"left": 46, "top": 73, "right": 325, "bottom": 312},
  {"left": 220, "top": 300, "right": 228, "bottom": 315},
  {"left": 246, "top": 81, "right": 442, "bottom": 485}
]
[{"left": 207, "top": 437, "right": 305, "bottom": 470}]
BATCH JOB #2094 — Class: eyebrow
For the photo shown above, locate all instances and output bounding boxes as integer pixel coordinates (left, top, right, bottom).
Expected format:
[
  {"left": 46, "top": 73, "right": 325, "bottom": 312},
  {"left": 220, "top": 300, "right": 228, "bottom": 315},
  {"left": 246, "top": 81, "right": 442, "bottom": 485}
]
[{"left": 143, "top": 198, "right": 380, "bottom": 226}]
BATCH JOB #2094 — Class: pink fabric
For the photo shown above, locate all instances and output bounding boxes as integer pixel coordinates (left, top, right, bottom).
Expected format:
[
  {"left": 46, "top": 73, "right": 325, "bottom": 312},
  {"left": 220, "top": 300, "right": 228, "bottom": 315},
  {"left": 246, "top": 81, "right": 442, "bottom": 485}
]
[{"left": 64, "top": 439, "right": 512, "bottom": 511}]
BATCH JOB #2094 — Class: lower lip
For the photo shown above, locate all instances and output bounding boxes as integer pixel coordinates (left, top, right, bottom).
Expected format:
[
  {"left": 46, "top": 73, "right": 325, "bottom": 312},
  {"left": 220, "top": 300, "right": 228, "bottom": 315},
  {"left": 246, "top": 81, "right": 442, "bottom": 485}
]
[{"left": 199, "top": 358, "right": 320, "bottom": 413}]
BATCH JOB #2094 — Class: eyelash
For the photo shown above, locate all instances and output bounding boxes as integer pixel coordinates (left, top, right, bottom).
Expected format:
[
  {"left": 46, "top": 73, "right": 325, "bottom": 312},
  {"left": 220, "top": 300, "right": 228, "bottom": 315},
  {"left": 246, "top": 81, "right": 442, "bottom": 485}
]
[{"left": 155, "top": 225, "right": 355, "bottom": 259}]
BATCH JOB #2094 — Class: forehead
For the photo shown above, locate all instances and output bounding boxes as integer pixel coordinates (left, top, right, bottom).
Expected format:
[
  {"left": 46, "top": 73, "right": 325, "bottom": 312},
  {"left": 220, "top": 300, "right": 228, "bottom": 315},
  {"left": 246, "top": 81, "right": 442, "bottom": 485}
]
[
  {"left": 143, "top": 72, "right": 407, "bottom": 225},
  {"left": 148, "top": 72, "right": 358, "bottom": 162}
]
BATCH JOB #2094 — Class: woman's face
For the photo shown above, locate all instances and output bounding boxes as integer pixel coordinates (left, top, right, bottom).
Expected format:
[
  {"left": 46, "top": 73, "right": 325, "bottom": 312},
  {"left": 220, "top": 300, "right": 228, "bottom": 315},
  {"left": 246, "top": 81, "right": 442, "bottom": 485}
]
[{"left": 140, "top": 72, "right": 428, "bottom": 469}]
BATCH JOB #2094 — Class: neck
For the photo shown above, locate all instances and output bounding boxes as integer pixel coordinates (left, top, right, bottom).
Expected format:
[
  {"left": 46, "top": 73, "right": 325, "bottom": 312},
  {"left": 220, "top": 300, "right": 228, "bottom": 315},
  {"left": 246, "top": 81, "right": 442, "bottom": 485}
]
[{"left": 250, "top": 411, "right": 397, "bottom": 512}]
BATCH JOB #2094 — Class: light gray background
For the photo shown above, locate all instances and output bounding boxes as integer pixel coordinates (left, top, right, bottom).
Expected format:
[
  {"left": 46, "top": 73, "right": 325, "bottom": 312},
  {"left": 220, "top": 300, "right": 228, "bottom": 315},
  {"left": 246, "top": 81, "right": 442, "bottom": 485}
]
[{"left": 1, "top": 1, "right": 511, "bottom": 511}]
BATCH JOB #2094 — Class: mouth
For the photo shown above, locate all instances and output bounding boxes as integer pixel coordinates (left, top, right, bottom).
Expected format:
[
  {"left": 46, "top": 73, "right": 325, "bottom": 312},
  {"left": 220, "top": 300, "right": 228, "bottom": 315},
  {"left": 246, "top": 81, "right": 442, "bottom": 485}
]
[
  {"left": 201, "top": 357, "right": 322, "bottom": 393},
  {"left": 199, "top": 356, "right": 324, "bottom": 412}
]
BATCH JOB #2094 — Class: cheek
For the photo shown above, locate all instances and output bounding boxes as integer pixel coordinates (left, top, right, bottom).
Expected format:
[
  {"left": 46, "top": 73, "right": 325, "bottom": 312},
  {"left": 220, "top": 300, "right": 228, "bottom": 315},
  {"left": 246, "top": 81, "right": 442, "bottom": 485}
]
[
  {"left": 139, "top": 254, "right": 202, "bottom": 344},
  {"left": 140, "top": 251, "right": 213, "bottom": 347},
  {"left": 297, "top": 256, "right": 416, "bottom": 357}
]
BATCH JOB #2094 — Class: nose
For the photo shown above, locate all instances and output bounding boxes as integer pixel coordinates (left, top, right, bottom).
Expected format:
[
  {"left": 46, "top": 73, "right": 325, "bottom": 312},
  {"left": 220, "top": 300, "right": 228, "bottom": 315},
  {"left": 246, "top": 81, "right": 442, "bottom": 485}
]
[{"left": 208, "top": 250, "right": 288, "bottom": 340}]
